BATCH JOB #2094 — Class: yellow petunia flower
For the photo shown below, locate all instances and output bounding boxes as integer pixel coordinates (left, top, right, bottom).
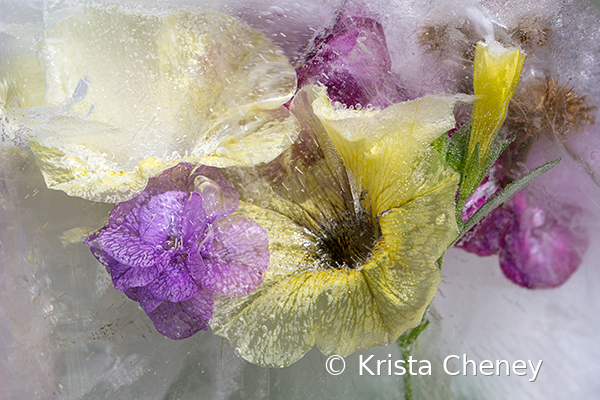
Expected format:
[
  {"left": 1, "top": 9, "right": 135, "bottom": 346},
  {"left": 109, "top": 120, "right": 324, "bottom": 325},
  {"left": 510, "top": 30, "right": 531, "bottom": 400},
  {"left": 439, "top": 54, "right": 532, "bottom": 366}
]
[
  {"left": 2, "top": 5, "right": 299, "bottom": 203},
  {"left": 211, "top": 86, "right": 461, "bottom": 367},
  {"left": 470, "top": 42, "right": 525, "bottom": 161}
]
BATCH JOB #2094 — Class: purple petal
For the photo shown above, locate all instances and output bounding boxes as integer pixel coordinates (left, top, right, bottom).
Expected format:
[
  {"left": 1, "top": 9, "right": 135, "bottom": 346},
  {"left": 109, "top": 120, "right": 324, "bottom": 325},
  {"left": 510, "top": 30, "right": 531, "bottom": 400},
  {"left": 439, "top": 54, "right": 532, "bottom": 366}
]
[
  {"left": 498, "top": 192, "right": 588, "bottom": 289},
  {"left": 296, "top": 15, "right": 405, "bottom": 108},
  {"left": 98, "top": 229, "right": 162, "bottom": 268},
  {"left": 146, "top": 163, "right": 238, "bottom": 205},
  {"left": 146, "top": 163, "right": 198, "bottom": 193},
  {"left": 186, "top": 244, "right": 206, "bottom": 288},
  {"left": 138, "top": 191, "right": 186, "bottom": 245},
  {"left": 86, "top": 230, "right": 160, "bottom": 291},
  {"left": 456, "top": 206, "right": 514, "bottom": 257},
  {"left": 192, "top": 173, "right": 239, "bottom": 219},
  {"left": 182, "top": 192, "right": 208, "bottom": 246},
  {"left": 109, "top": 258, "right": 165, "bottom": 292},
  {"left": 136, "top": 286, "right": 163, "bottom": 315},
  {"left": 145, "top": 288, "right": 214, "bottom": 340},
  {"left": 202, "top": 214, "right": 269, "bottom": 297},
  {"left": 124, "top": 287, "right": 139, "bottom": 302},
  {"left": 108, "top": 190, "right": 156, "bottom": 231},
  {"left": 85, "top": 229, "right": 107, "bottom": 264},
  {"left": 146, "top": 258, "right": 202, "bottom": 302}
]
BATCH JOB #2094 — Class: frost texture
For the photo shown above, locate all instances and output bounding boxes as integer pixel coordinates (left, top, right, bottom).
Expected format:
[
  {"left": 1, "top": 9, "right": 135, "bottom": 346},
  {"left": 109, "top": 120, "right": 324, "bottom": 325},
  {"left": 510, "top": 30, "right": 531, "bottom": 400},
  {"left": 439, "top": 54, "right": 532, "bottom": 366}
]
[
  {"left": 5, "top": 2, "right": 300, "bottom": 202},
  {"left": 2, "top": 0, "right": 600, "bottom": 398}
]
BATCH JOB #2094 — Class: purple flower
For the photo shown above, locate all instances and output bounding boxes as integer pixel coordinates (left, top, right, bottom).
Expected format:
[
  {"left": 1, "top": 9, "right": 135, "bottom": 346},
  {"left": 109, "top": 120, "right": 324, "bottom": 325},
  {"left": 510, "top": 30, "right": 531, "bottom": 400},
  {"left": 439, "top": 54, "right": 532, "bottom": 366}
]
[
  {"left": 86, "top": 164, "right": 269, "bottom": 339},
  {"left": 498, "top": 191, "right": 588, "bottom": 289},
  {"left": 458, "top": 187, "right": 588, "bottom": 289},
  {"left": 296, "top": 14, "right": 405, "bottom": 109}
]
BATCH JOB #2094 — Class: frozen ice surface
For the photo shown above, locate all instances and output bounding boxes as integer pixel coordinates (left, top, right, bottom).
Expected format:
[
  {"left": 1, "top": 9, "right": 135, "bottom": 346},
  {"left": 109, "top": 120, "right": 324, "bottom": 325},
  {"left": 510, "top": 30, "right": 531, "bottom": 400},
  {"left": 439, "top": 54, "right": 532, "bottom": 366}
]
[
  {"left": 3, "top": 149, "right": 600, "bottom": 399},
  {"left": 2, "top": 0, "right": 600, "bottom": 399}
]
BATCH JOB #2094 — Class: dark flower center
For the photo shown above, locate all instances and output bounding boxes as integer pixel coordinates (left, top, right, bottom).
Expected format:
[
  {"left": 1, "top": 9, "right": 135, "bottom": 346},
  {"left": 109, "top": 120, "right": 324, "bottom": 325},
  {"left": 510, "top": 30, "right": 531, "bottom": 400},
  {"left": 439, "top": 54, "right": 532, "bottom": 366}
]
[{"left": 317, "top": 205, "right": 380, "bottom": 270}]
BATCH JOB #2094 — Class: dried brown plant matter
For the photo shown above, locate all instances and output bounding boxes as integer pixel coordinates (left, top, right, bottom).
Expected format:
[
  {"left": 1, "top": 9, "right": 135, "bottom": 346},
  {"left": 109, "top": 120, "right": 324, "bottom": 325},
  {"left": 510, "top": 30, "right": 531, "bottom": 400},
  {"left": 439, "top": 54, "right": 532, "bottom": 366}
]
[{"left": 508, "top": 75, "right": 596, "bottom": 142}]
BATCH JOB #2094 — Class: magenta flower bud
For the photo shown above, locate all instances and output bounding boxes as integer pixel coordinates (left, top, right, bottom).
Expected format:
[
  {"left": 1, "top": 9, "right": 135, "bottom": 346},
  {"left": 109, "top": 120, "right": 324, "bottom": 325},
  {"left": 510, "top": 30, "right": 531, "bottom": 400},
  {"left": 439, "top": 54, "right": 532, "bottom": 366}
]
[
  {"left": 296, "top": 15, "right": 405, "bottom": 108},
  {"left": 456, "top": 171, "right": 509, "bottom": 256}
]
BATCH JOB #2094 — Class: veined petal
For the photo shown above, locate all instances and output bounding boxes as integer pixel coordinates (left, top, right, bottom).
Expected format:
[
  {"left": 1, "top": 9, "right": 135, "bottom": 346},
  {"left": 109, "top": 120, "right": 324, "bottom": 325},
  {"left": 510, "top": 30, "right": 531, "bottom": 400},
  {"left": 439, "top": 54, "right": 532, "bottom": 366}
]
[
  {"left": 146, "top": 288, "right": 214, "bottom": 340},
  {"left": 470, "top": 42, "right": 525, "bottom": 161},
  {"left": 139, "top": 191, "right": 186, "bottom": 245},
  {"left": 379, "top": 175, "right": 460, "bottom": 265},
  {"left": 15, "top": 5, "right": 299, "bottom": 202},
  {"left": 212, "top": 271, "right": 320, "bottom": 367},
  {"left": 110, "top": 261, "right": 163, "bottom": 292},
  {"left": 146, "top": 258, "right": 202, "bottom": 302},
  {"left": 136, "top": 287, "right": 163, "bottom": 315},
  {"left": 202, "top": 214, "right": 270, "bottom": 297},
  {"left": 315, "top": 247, "right": 442, "bottom": 357},
  {"left": 211, "top": 203, "right": 323, "bottom": 367},
  {"left": 181, "top": 192, "right": 208, "bottom": 246},
  {"left": 307, "top": 85, "right": 460, "bottom": 215},
  {"left": 212, "top": 179, "right": 457, "bottom": 367},
  {"left": 98, "top": 229, "right": 162, "bottom": 269}
]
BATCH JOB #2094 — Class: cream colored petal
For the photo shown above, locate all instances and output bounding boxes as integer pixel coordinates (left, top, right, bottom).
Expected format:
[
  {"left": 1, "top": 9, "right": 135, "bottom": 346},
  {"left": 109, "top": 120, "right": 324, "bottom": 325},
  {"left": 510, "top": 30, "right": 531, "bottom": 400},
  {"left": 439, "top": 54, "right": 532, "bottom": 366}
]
[
  {"left": 1, "top": 54, "right": 47, "bottom": 111},
  {"left": 306, "top": 86, "right": 459, "bottom": 215},
  {"left": 17, "top": 5, "right": 298, "bottom": 202}
]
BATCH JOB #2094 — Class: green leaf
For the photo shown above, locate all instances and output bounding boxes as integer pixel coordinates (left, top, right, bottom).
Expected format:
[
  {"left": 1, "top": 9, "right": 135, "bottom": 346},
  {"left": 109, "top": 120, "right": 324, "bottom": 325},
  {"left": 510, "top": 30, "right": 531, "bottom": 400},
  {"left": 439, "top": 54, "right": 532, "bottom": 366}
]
[
  {"left": 432, "top": 133, "right": 447, "bottom": 158},
  {"left": 453, "top": 158, "right": 561, "bottom": 245},
  {"left": 455, "top": 134, "right": 514, "bottom": 225},
  {"left": 482, "top": 134, "right": 515, "bottom": 177},
  {"left": 445, "top": 122, "right": 471, "bottom": 173},
  {"left": 460, "top": 142, "right": 481, "bottom": 199}
]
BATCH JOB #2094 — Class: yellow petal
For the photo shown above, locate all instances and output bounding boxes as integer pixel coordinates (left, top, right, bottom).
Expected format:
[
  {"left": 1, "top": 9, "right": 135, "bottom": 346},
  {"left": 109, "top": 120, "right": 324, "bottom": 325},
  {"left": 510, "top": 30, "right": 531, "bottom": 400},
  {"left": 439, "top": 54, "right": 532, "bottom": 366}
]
[
  {"left": 317, "top": 172, "right": 459, "bottom": 357},
  {"left": 470, "top": 42, "right": 526, "bottom": 161},
  {"left": 13, "top": 5, "right": 298, "bottom": 202},
  {"left": 213, "top": 179, "right": 458, "bottom": 367},
  {"left": 379, "top": 175, "right": 459, "bottom": 266},
  {"left": 222, "top": 87, "right": 356, "bottom": 234},
  {"left": 211, "top": 202, "right": 323, "bottom": 367},
  {"left": 212, "top": 90, "right": 460, "bottom": 367},
  {"left": 309, "top": 86, "right": 459, "bottom": 216}
]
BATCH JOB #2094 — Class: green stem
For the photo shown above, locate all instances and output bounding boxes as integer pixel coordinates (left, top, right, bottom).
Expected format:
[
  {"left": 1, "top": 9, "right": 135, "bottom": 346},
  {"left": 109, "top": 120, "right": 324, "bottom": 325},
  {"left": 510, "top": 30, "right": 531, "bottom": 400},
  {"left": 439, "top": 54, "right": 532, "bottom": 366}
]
[
  {"left": 397, "top": 319, "right": 430, "bottom": 400},
  {"left": 403, "top": 349, "right": 414, "bottom": 400}
]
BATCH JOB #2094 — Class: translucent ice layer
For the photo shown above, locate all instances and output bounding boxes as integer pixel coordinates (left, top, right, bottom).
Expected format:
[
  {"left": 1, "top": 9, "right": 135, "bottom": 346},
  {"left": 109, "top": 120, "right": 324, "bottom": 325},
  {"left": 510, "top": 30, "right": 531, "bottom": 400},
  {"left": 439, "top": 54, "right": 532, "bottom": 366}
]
[
  {"left": 4, "top": 2, "right": 300, "bottom": 203},
  {"left": 2, "top": 0, "right": 600, "bottom": 399}
]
